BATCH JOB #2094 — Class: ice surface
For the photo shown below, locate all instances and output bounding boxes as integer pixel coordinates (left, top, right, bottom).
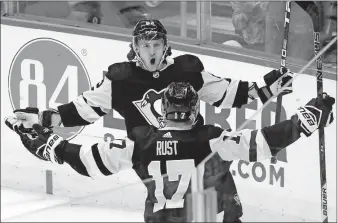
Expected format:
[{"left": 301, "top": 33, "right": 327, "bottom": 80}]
[
  {"left": 1, "top": 188, "right": 143, "bottom": 222},
  {"left": 1, "top": 187, "right": 314, "bottom": 222}
]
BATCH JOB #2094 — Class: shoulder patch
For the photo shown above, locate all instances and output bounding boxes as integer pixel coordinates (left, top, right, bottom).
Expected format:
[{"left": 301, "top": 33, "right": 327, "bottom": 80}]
[
  {"left": 105, "top": 62, "right": 134, "bottom": 81},
  {"left": 174, "top": 54, "right": 204, "bottom": 72}
]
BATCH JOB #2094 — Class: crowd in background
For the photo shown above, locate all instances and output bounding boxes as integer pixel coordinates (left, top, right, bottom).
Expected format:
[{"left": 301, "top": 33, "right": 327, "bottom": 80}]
[{"left": 1, "top": 1, "right": 336, "bottom": 67}]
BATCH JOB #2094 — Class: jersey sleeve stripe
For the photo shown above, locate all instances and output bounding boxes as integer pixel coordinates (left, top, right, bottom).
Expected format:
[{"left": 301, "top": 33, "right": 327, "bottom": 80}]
[
  {"left": 213, "top": 79, "right": 240, "bottom": 108},
  {"left": 58, "top": 102, "right": 91, "bottom": 126},
  {"left": 251, "top": 130, "right": 272, "bottom": 161},
  {"left": 82, "top": 96, "right": 108, "bottom": 117},
  {"left": 256, "top": 130, "right": 272, "bottom": 160},
  {"left": 96, "top": 142, "right": 128, "bottom": 174},
  {"left": 72, "top": 96, "right": 102, "bottom": 123},
  {"left": 248, "top": 130, "right": 258, "bottom": 162},
  {"left": 61, "top": 143, "right": 90, "bottom": 177},
  {"left": 232, "top": 81, "right": 249, "bottom": 108},
  {"left": 212, "top": 85, "right": 228, "bottom": 107},
  {"left": 57, "top": 77, "right": 112, "bottom": 127},
  {"left": 82, "top": 77, "right": 112, "bottom": 110},
  {"left": 92, "top": 144, "right": 113, "bottom": 176},
  {"left": 198, "top": 70, "right": 231, "bottom": 105},
  {"left": 79, "top": 143, "right": 105, "bottom": 177},
  {"left": 74, "top": 140, "right": 134, "bottom": 178},
  {"left": 210, "top": 128, "right": 272, "bottom": 162}
]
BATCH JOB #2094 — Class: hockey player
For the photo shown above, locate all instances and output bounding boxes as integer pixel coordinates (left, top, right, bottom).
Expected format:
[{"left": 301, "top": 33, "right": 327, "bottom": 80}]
[
  {"left": 5, "top": 82, "right": 335, "bottom": 222},
  {"left": 11, "top": 20, "right": 294, "bottom": 222}
]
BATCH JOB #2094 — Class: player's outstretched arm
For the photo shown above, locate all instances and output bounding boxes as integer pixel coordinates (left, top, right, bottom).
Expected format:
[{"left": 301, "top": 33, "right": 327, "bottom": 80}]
[
  {"left": 13, "top": 75, "right": 112, "bottom": 128},
  {"left": 210, "top": 93, "right": 335, "bottom": 162},
  {"left": 198, "top": 62, "right": 293, "bottom": 109},
  {"left": 4, "top": 120, "right": 134, "bottom": 178},
  {"left": 12, "top": 62, "right": 131, "bottom": 129},
  {"left": 56, "top": 75, "right": 112, "bottom": 127}
]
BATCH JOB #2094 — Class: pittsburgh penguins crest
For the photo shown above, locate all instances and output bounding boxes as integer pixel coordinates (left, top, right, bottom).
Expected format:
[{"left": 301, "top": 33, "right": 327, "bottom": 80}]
[{"left": 132, "top": 89, "right": 166, "bottom": 128}]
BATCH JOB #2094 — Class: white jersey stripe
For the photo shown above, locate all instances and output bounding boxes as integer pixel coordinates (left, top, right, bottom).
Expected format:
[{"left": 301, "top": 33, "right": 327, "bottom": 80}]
[
  {"left": 71, "top": 76, "right": 112, "bottom": 123},
  {"left": 198, "top": 70, "right": 230, "bottom": 105},
  {"left": 209, "top": 129, "right": 249, "bottom": 162},
  {"left": 79, "top": 144, "right": 105, "bottom": 178},
  {"left": 96, "top": 139, "right": 134, "bottom": 174},
  {"left": 255, "top": 130, "right": 272, "bottom": 160},
  {"left": 219, "top": 80, "right": 240, "bottom": 108},
  {"left": 73, "top": 96, "right": 102, "bottom": 123}
]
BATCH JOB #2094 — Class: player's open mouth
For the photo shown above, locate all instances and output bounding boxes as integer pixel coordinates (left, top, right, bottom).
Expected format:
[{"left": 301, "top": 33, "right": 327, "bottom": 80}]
[{"left": 150, "top": 58, "right": 156, "bottom": 65}]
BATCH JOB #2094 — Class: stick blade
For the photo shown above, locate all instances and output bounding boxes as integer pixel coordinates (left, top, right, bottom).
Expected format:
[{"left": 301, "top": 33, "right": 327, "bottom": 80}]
[
  {"left": 295, "top": 1, "right": 316, "bottom": 11},
  {"left": 295, "top": 1, "right": 321, "bottom": 30}
]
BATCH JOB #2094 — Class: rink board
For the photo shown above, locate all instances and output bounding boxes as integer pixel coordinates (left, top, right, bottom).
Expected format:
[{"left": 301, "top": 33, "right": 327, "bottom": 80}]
[{"left": 1, "top": 24, "right": 337, "bottom": 221}]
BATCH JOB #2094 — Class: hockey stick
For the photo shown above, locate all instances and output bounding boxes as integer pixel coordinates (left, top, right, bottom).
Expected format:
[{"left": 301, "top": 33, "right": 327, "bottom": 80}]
[
  {"left": 275, "top": 1, "right": 291, "bottom": 124},
  {"left": 272, "top": 1, "right": 291, "bottom": 164},
  {"left": 296, "top": 1, "right": 328, "bottom": 222},
  {"left": 314, "top": 27, "right": 329, "bottom": 223},
  {"left": 6, "top": 37, "right": 336, "bottom": 223}
]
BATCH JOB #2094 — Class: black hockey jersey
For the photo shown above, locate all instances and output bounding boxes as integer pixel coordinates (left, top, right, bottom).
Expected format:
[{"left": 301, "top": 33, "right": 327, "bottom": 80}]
[
  {"left": 57, "top": 54, "right": 253, "bottom": 133},
  {"left": 60, "top": 118, "right": 301, "bottom": 222},
  {"left": 54, "top": 54, "right": 273, "bottom": 222}
]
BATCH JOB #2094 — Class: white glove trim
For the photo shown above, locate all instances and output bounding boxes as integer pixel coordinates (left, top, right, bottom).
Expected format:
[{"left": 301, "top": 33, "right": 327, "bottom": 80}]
[
  {"left": 296, "top": 105, "right": 322, "bottom": 136},
  {"left": 43, "top": 134, "right": 64, "bottom": 163}
]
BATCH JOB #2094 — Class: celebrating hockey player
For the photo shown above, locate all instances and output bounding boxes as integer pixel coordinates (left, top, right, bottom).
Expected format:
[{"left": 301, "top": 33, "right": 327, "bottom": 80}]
[
  {"left": 5, "top": 82, "right": 335, "bottom": 222},
  {"left": 10, "top": 19, "right": 294, "bottom": 222}
]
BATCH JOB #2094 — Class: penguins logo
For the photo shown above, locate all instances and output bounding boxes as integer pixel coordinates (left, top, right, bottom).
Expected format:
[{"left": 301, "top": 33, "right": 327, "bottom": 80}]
[{"left": 132, "top": 89, "right": 166, "bottom": 128}]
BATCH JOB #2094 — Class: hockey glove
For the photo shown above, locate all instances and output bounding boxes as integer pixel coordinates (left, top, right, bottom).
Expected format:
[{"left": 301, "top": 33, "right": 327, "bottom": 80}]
[
  {"left": 4, "top": 116, "right": 36, "bottom": 135},
  {"left": 14, "top": 107, "right": 61, "bottom": 128},
  {"left": 5, "top": 117, "right": 65, "bottom": 164},
  {"left": 294, "top": 93, "right": 335, "bottom": 137},
  {"left": 255, "top": 67, "right": 294, "bottom": 103}
]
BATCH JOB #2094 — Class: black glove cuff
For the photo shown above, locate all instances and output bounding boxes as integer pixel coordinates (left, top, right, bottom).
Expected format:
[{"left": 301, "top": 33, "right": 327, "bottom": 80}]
[
  {"left": 41, "top": 109, "right": 59, "bottom": 127},
  {"left": 254, "top": 82, "right": 273, "bottom": 104},
  {"left": 54, "top": 140, "right": 67, "bottom": 164}
]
